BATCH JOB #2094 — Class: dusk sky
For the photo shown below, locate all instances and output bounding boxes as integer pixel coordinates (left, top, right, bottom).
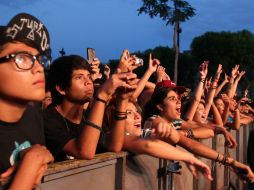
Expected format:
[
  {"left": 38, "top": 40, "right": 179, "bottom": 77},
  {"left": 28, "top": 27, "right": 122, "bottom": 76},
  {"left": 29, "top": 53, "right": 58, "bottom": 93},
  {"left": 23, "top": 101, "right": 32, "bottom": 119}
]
[{"left": 1, "top": 0, "right": 254, "bottom": 63}]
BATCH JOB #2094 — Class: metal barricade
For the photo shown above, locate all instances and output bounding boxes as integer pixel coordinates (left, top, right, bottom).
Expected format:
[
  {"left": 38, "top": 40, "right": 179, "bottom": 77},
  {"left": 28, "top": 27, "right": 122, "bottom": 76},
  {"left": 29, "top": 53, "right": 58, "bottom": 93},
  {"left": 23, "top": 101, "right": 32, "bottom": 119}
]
[{"left": 2, "top": 123, "right": 253, "bottom": 190}]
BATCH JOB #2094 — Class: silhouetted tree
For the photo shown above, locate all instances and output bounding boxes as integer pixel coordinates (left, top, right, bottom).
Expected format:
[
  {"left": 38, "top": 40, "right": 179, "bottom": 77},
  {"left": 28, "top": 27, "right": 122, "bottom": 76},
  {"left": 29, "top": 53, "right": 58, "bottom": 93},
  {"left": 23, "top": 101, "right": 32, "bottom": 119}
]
[{"left": 138, "top": 0, "right": 195, "bottom": 84}]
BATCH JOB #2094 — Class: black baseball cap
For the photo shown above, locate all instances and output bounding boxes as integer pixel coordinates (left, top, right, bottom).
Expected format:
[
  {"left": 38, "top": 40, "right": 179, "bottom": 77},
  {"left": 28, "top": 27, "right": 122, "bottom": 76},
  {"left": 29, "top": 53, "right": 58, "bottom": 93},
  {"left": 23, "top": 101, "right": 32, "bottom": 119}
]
[{"left": 0, "top": 13, "right": 51, "bottom": 57}]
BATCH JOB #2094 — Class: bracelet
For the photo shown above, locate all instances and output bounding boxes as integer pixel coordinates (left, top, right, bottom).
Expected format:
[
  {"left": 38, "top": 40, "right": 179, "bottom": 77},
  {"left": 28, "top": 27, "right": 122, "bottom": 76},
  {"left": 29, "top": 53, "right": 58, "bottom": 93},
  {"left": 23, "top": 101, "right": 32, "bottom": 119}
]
[
  {"left": 213, "top": 79, "right": 219, "bottom": 83},
  {"left": 172, "top": 119, "right": 183, "bottom": 128},
  {"left": 115, "top": 110, "right": 127, "bottom": 115},
  {"left": 84, "top": 120, "right": 102, "bottom": 132},
  {"left": 114, "top": 110, "right": 127, "bottom": 120},
  {"left": 186, "top": 128, "right": 194, "bottom": 139},
  {"left": 114, "top": 115, "right": 127, "bottom": 120},
  {"left": 199, "top": 78, "right": 205, "bottom": 83},
  {"left": 94, "top": 96, "right": 107, "bottom": 104},
  {"left": 215, "top": 152, "right": 220, "bottom": 162},
  {"left": 218, "top": 153, "right": 231, "bottom": 166}
]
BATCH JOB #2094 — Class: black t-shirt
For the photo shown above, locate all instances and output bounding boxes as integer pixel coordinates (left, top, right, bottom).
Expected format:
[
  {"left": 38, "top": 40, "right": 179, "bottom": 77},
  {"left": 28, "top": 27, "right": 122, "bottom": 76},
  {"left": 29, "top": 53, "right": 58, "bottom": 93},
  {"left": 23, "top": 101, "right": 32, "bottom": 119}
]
[
  {"left": 43, "top": 107, "right": 105, "bottom": 162},
  {"left": 0, "top": 106, "right": 45, "bottom": 173}
]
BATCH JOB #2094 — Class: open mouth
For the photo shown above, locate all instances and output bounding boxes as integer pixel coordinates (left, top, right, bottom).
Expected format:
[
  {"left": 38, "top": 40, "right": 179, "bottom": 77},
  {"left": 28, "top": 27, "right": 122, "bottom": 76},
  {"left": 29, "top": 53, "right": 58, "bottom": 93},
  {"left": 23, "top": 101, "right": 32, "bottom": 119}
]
[
  {"left": 176, "top": 107, "right": 181, "bottom": 114},
  {"left": 134, "top": 123, "right": 141, "bottom": 128}
]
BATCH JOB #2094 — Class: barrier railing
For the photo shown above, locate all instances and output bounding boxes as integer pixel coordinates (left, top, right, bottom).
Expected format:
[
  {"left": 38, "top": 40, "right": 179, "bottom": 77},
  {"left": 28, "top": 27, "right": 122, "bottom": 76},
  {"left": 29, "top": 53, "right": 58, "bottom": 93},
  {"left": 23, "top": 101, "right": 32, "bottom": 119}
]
[
  {"left": 36, "top": 152, "right": 127, "bottom": 190},
  {"left": 173, "top": 123, "right": 254, "bottom": 190},
  {"left": 1, "top": 123, "right": 253, "bottom": 190}
]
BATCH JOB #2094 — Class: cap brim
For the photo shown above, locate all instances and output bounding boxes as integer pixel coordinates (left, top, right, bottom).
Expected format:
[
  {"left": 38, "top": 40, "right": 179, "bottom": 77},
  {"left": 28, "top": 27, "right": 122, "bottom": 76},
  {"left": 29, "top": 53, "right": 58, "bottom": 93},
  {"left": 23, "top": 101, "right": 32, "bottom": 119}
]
[{"left": 172, "top": 86, "right": 186, "bottom": 94}]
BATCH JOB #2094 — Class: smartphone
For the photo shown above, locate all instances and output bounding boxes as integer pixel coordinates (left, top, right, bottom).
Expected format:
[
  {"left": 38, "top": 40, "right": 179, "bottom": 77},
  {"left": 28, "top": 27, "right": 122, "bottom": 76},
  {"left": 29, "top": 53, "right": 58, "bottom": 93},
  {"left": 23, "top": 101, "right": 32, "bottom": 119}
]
[
  {"left": 87, "top": 48, "right": 96, "bottom": 64},
  {"left": 244, "top": 89, "right": 249, "bottom": 98}
]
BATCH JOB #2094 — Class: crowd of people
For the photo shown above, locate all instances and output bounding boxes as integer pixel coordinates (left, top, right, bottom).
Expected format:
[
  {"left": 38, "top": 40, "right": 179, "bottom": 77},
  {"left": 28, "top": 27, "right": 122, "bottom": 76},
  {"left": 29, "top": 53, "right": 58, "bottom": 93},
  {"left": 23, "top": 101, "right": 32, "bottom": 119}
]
[{"left": 0, "top": 13, "right": 254, "bottom": 190}]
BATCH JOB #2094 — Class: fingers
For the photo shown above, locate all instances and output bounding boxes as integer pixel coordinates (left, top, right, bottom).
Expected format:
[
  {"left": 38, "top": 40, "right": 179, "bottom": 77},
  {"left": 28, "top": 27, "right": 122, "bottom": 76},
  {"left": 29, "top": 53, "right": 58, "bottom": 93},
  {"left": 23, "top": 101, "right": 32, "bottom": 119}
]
[
  {"left": 197, "top": 163, "right": 213, "bottom": 181},
  {"left": 188, "top": 164, "right": 198, "bottom": 179},
  {"left": 90, "top": 58, "right": 100, "bottom": 66},
  {"left": 0, "top": 165, "right": 16, "bottom": 178},
  {"left": 154, "top": 123, "right": 172, "bottom": 138},
  {"left": 33, "top": 165, "right": 48, "bottom": 186},
  {"left": 25, "top": 144, "right": 54, "bottom": 164},
  {"left": 121, "top": 49, "right": 130, "bottom": 61}
]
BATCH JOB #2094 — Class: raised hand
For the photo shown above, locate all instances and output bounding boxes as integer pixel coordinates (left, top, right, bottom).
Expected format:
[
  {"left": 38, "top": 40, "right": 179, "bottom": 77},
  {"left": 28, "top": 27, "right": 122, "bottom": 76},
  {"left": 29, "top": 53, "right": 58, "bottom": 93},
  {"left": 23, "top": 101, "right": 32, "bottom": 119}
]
[
  {"left": 156, "top": 65, "right": 170, "bottom": 83},
  {"left": 199, "top": 61, "right": 209, "bottom": 80},
  {"left": 235, "top": 70, "right": 246, "bottom": 82},
  {"left": 118, "top": 49, "right": 140, "bottom": 72},
  {"left": 96, "top": 69, "right": 137, "bottom": 101},
  {"left": 148, "top": 53, "right": 160, "bottom": 73},
  {"left": 221, "top": 93, "right": 230, "bottom": 105},
  {"left": 103, "top": 64, "right": 111, "bottom": 79},
  {"left": 90, "top": 58, "right": 102, "bottom": 81},
  {"left": 231, "top": 65, "right": 240, "bottom": 79},
  {"left": 214, "top": 64, "right": 223, "bottom": 81},
  {"left": 224, "top": 73, "right": 230, "bottom": 83}
]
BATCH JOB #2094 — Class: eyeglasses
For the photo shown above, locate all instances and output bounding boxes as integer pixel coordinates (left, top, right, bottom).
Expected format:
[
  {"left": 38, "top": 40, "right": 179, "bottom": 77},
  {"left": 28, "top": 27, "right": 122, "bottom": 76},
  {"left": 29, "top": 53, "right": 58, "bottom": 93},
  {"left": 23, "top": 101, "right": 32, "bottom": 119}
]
[{"left": 0, "top": 52, "right": 50, "bottom": 70}]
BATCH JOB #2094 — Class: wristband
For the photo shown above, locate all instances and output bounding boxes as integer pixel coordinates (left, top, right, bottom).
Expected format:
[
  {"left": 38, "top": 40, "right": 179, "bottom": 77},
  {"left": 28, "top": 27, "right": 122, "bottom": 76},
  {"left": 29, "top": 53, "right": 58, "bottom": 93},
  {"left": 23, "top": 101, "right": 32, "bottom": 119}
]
[
  {"left": 84, "top": 120, "right": 102, "bottom": 132},
  {"left": 199, "top": 78, "right": 205, "bottom": 83},
  {"left": 114, "top": 110, "right": 127, "bottom": 120},
  {"left": 186, "top": 128, "right": 194, "bottom": 139},
  {"left": 94, "top": 96, "right": 107, "bottom": 104}
]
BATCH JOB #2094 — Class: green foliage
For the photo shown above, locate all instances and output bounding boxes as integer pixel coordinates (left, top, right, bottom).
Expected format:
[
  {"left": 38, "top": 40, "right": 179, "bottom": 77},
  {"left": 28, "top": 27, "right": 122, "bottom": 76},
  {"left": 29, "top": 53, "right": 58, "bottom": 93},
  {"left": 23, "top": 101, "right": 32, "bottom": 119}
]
[
  {"left": 138, "top": 0, "right": 196, "bottom": 25},
  {"left": 191, "top": 30, "right": 254, "bottom": 76}
]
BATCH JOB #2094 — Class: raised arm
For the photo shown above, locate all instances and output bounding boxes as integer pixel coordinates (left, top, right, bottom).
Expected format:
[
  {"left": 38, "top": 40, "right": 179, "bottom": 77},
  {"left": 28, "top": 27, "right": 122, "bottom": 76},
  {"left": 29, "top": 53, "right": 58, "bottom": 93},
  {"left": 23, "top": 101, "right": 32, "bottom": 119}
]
[
  {"left": 185, "top": 61, "right": 208, "bottom": 121},
  {"left": 131, "top": 53, "right": 159, "bottom": 100},
  {"left": 105, "top": 75, "right": 138, "bottom": 152},
  {"left": 210, "top": 103, "right": 223, "bottom": 125},
  {"left": 232, "top": 70, "right": 246, "bottom": 98},
  {"left": 227, "top": 65, "right": 239, "bottom": 98},
  {"left": 215, "top": 73, "right": 229, "bottom": 96},
  {"left": 204, "top": 64, "right": 222, "bottom": 120}
]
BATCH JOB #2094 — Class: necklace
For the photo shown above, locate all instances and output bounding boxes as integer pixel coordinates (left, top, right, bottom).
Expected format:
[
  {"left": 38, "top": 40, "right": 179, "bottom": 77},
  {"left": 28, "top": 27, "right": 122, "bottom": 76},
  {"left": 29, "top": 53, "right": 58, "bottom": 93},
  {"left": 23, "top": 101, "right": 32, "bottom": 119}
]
[{"left": 55, "top": 106, "right": 86, "bottom": 132}]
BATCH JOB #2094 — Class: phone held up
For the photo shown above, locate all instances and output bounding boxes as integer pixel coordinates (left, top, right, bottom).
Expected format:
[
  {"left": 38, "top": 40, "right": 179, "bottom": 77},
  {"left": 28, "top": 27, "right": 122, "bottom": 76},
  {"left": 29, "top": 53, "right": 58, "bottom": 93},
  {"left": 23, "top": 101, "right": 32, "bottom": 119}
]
[
  {"left": 87, "top": 48, "right": 96, "bottom": 64},
  {"left": 125, "top": 51, "right": 143, "bottom": 67}
]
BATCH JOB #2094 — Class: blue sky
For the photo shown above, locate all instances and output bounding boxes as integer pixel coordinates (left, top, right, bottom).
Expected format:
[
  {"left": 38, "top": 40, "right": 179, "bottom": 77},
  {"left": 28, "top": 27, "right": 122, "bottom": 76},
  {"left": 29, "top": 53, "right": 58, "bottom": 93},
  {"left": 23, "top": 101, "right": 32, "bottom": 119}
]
[{"left": 1, "top": 0, "right": 254, "bottom": 63}]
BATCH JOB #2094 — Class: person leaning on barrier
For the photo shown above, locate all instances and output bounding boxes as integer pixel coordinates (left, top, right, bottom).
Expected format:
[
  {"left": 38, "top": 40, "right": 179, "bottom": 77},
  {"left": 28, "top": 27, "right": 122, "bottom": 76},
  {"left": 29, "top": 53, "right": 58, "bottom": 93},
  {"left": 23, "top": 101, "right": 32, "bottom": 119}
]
[
  {"left": 0, "top": 13, "right": 54, "bottom": 189},
  {"left": 103, "top": 51, "right": 213, "bottom": 181},
  {"left": 143, "top": 81, "right": 254, "bottom": 183},
  {"left": 44, "top": 52, "right": 138, "bottom": 161}
]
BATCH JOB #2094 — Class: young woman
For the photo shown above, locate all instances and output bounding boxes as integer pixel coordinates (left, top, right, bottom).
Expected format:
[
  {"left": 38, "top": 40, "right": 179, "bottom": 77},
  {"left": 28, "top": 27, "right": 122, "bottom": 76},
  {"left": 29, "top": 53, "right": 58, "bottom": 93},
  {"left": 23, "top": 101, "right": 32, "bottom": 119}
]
[
  {"left": 104, "top": 99, "right": 213, "bottom": 181},
  {"left": 144, "top": 81, "right": 254, "bottom": 183}
]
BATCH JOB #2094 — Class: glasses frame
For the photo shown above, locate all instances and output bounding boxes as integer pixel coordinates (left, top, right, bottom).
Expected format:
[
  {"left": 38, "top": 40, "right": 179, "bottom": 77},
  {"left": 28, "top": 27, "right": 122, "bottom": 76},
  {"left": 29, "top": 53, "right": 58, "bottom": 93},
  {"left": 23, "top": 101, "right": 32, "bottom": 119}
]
[{"left": 0, "top": 51, "right": 49, "bottom": 70}]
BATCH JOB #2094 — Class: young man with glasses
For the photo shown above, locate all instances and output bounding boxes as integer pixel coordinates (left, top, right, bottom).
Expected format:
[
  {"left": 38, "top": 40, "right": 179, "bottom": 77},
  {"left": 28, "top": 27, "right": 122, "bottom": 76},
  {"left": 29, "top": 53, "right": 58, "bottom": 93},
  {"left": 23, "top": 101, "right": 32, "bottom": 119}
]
[{"left": 0, "top": 13, "right": 54, "bottom": 189}]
